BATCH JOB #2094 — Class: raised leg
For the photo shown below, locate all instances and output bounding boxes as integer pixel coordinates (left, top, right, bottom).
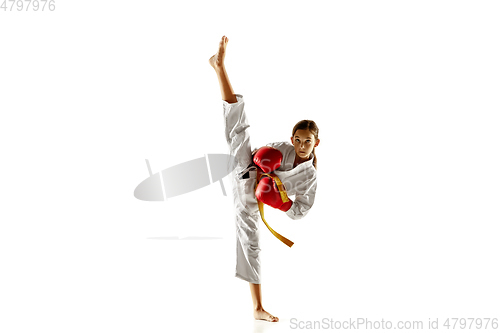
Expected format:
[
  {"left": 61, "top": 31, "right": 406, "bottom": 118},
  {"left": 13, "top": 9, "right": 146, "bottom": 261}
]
[{"left": 209, "top": 36, "right": 237, "bottom": 104}]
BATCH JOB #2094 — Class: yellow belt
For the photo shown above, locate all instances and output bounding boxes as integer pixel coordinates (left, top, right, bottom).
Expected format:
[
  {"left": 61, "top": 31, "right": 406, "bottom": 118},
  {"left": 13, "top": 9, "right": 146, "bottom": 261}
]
[{"left": 254, "top": 170, "right": 294, "bottom": 248}]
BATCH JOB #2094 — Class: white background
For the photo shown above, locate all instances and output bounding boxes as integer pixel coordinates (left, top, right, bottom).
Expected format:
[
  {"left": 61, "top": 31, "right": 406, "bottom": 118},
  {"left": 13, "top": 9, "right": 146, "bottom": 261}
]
[{"left": 1, "top": 1, "right": 499, "bottom": 332}]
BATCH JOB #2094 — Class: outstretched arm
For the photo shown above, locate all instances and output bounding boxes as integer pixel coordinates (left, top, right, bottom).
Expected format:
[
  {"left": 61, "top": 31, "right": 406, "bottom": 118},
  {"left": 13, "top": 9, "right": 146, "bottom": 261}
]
[{"left": 209, "top": 36, "right": 237, "bottom": 103}]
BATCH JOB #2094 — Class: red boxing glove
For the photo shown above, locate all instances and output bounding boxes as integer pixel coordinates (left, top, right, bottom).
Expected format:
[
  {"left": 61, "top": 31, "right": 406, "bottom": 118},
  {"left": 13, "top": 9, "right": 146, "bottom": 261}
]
[
  {"left": 253, "top": 146, "right": 282, "bottom": 173},
  {"left": 255, "top": 176, "right": 293, "bottom": 212},
  {"left": 279, "top": 198, "right": 293, "bottom": 212}
]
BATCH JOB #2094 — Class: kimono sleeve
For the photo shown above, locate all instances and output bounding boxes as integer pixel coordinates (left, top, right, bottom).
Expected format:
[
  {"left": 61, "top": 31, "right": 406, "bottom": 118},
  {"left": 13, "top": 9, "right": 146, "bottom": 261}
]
[
  {"left": 265, "top": 141, "right": 289, "bottom": 152},
  {"left": 285, "top": 173, "right": 317, "bottom": 220},
  {"left": 252, "top": 141, "right": 288, "bottom": 156}
]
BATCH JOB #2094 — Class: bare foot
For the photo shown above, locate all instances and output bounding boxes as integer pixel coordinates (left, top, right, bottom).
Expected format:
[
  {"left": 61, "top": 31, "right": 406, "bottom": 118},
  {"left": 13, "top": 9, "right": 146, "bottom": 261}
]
[
  {"left": 209, "top": 35, "right": 228, "bottom": 70},
  {"left": 254, "top": 308, "right": 279, "bottom": 322}
]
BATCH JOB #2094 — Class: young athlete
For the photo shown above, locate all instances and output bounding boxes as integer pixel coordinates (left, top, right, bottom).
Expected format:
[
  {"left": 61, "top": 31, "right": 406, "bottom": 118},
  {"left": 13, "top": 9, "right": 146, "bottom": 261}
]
[{"left": 209, "top": 35, "right": 320, "bottom": 322}]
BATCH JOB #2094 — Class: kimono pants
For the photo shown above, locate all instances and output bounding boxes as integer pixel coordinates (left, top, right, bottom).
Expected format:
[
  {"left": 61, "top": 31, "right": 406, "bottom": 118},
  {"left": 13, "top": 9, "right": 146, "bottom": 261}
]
[{"left": 222, "top": 94, "right": 262, "bottom": 284}]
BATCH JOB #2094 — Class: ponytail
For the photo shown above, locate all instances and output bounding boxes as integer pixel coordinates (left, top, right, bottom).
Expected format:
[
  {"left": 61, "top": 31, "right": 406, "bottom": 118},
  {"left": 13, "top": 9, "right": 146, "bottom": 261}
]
[{"left": 312, "top": 147, "right": 317, "bottom": 170}]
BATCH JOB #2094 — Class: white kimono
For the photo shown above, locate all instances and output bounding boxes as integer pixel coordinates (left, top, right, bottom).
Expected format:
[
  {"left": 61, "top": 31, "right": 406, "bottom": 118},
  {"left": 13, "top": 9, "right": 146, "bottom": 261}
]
[{"left": 223, "top": 94, "right": 317, "bottom": 284}]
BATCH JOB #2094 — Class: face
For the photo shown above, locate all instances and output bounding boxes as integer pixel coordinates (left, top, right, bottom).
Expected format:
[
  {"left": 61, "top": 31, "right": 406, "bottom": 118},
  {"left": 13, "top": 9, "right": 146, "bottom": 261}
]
[{"left": 290, "top": 129, "right": 320, "bottom": 161}]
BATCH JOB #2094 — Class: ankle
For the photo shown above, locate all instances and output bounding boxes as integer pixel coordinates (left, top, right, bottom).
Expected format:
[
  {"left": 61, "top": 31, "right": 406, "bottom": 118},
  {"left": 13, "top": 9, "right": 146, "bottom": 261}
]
[
  {"left": 254, "top": 305, "right": 264, "bottom": 311},
  {"left": 214, "top": 64, "right": 226, "bottom": 72}
]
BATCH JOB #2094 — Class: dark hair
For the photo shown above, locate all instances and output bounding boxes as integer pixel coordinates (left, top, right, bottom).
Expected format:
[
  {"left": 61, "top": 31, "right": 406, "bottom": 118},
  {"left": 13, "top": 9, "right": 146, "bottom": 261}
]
[{"left": 292, "top": 120, "right": 319, "bottom": 170}]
